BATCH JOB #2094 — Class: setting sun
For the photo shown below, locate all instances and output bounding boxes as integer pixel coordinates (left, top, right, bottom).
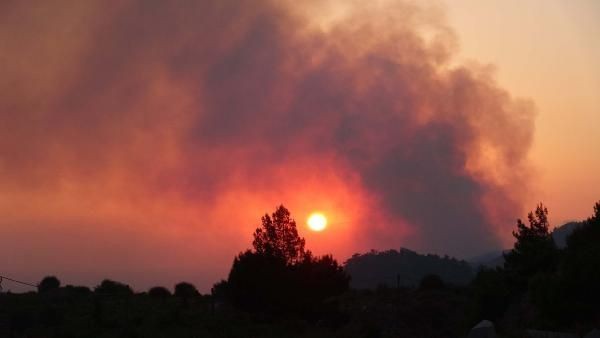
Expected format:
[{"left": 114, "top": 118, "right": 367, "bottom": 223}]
[{"left": 307, "top": 213, "right": 328, "bottom": 231}]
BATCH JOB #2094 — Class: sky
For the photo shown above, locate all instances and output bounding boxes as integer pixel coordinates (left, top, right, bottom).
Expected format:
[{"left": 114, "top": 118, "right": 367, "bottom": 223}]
[
  {"left": 1, "top": 0, "right": 598, "bottom": 293},
  {"left": 444, "top": 0, "right": 600, "bottom": 225}
]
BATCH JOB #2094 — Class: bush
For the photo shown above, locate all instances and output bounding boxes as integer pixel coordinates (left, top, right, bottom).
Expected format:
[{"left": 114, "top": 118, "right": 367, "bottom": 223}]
[
  {"left": 148, "top": 286, "right": 171, "bottom": 298},
  {"left": 174, "top": 282, "right": 199, "bottom": 299},
  {"left": 94, "top": 279, "right": 133, "bottom": 297},
  {"left": 38, "top": 276, "right": 61, "bottom": 294}
]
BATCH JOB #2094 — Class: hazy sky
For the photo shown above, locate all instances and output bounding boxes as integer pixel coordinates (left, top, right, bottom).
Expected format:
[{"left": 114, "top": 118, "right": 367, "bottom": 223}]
[
  {"left": 1, "top": 0, "right": 598, "bottom": 292},
  {"left": 445, "top": 0, "right": 600, "bottom": 223}
]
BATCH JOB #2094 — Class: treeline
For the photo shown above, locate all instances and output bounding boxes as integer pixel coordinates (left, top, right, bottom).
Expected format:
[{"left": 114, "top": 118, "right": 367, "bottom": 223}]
[
  {"left": 0, "top": 278, "right": 214, "bottom": 337},
  {"left": 35, "top": 277, "right": 202, "bottom": 300},
  {"left": 0, "top": 205, "right": 351, "bottom": 337},
  {"left": 0, "top": 202, "right": 598, "bottom": 337}
]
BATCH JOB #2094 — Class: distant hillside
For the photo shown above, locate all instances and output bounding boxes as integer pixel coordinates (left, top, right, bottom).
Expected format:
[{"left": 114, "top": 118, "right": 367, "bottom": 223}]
[
  {"left": 468, "top": 250, "right": 507, "bottom": 269},
  {"left": 344, "top": 248, "right": 474, "bottom": 289},
  {"left": 552, "top": 221, "right": 582, "bottom": 248}
]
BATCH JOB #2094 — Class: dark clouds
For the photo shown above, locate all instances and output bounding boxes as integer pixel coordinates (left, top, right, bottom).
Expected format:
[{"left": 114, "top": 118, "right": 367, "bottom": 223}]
[{"left": 0, "top": 0, "right": 534, "bottom": 289}]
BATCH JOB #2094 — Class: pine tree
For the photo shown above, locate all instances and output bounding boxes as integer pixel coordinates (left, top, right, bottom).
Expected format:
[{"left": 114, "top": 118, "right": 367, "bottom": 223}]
[
  {"left": 252, "top": 205, "right": 306, "bottom": 265},
  {"left": 503, "top": 203, "right": 558, "bottom": 292}
]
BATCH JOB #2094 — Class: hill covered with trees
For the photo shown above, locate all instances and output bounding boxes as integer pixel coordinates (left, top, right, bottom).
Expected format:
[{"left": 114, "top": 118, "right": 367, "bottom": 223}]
[{"left": 344, "top": 248, "right": 474, "bottom": 289}]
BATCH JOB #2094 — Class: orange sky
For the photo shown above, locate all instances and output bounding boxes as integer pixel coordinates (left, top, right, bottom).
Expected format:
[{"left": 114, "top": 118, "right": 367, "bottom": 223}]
[
  {"left": 444, "top": 0, "right": 600, "bottom": 224},
  {"left": 0, "top": 0, "right": 597, "bottom": 292}
]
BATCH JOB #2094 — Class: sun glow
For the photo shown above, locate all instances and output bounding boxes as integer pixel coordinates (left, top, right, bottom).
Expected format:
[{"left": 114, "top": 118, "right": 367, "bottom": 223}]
[{"left": 307, "top": 212, "right": 327, "bottom": 231}]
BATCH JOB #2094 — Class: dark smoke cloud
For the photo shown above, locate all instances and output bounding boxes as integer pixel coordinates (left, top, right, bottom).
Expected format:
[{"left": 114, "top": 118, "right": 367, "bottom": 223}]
[{"left": 0, "top": 0, "right": 534, "bottom": 290}]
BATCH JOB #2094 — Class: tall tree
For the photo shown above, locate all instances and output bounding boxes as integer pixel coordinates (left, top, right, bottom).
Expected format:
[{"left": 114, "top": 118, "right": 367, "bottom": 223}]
[
  {"left": 558, "top": 201, "right": 600, "bottom": 325},
  {"left": 221, "top": 205, "right": 349, "bottom": 317},
  {"left": 504, "top": 203, "right": 558, "bottom": 292},
  {"left": 252, "top": 205, "right": 306, "bottom": 265}
]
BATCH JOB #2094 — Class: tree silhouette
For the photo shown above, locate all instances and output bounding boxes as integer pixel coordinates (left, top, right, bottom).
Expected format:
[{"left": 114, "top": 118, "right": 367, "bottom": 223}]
[
  {"left": 221, "top": 205, "right": 349, "bottom": 317},
  {"left": 174, "top": 282, "right": 199, "bottom": 299},
  {"left": 553, "top": 201, "right": 600, "bottom": 325},
  {"left": 226, "top": 249, "right": 289, "bottom": 312},
  {"left": 503, "top": 203, "right": 558, "bottom": 292},
  {"left": 148, "top": 286, "right": 171, "bottom": 298},
  {"left": 291, "top": 252, "right": 350, "bottom": 317},
  {"left": 252, "top": 205, "right": 306, "bottom": 265},
  {"left": 512, "top": 203, "right": 551, "bottom": 246},
  {"left": 94, "top": 279, "right": 133, "bottom": 297},
  {"left": 38, "top": 276, "right": 60, "bottom": 294}
]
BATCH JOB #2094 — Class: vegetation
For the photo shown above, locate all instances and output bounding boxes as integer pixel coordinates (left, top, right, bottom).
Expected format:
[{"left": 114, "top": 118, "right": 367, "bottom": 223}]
[
  {"left": 503, "top": 203, "right": 559, "bottom": 294},
  {"left": 94, "top": 279, "right": 134, "bottom": 298},
  {"left": 37, "top": 276, "right": 61, "bottom": 294},
  {"left": 471, "top": 202, "right": 600, "bottom": 335},
  {"left": 0, "top": 202, "right": 598, "bottom": 337},
  {"left": 216, "top": 205, "right": 349, "bottom": 318},
  {"left": 174, "top": 282, "right": 199, "bottom": 300},
  {"left": 148, "top": 286, "right": 171, "bottom": 298}
]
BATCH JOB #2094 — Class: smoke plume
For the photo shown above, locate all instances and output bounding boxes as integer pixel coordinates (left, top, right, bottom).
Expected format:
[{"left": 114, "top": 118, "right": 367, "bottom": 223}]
[{"left": 0, "top": 0, "right": 534, "bottom": 290}]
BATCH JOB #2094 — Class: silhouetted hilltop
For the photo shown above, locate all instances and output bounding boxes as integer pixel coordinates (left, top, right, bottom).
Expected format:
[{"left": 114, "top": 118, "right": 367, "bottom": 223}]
[{"left": 344, "top": 248, "right": 474, "bottom": 289}]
